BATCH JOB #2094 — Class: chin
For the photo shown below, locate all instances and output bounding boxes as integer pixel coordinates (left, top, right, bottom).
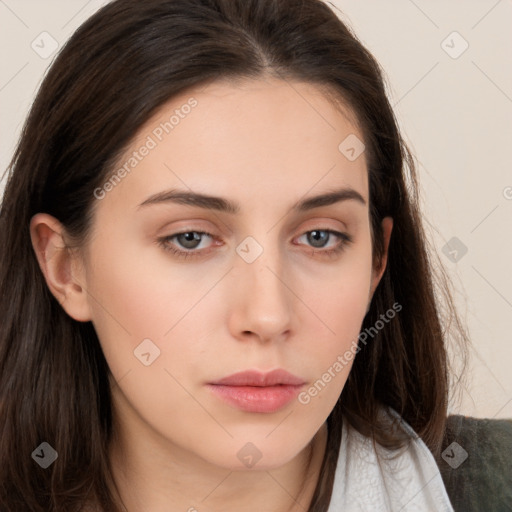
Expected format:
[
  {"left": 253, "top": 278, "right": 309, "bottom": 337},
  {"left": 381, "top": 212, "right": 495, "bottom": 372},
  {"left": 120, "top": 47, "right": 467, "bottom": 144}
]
[{"left": 194, "top": 432, "right": 313, "bottom": 471}]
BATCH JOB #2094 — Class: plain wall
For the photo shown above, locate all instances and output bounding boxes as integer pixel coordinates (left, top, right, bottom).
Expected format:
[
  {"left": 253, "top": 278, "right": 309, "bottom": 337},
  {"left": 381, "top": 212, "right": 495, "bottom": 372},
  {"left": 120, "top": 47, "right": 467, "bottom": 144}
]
[{"left": 1, "top": 0, "right": 511, "bottom": 418}]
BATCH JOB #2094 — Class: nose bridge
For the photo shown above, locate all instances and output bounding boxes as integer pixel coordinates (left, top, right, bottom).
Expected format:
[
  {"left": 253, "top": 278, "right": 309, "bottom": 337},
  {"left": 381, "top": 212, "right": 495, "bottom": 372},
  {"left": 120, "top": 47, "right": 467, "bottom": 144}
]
[{"left": 232, "top": 233, "right": 293, "bottom": 339}]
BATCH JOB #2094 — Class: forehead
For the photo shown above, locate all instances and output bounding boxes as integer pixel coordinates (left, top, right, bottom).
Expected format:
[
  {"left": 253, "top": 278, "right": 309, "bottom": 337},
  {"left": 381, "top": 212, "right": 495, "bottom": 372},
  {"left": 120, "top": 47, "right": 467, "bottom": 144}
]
[{"left": 98, "top": 77, "right": 369, "bottom": 214}]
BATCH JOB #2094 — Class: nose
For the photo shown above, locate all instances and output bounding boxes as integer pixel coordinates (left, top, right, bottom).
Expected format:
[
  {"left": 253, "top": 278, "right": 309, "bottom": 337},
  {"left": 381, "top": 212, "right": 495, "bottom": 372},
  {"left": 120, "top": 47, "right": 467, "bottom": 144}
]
[{"left": 227, "top": 241, "right": 294, "bottom": 344}]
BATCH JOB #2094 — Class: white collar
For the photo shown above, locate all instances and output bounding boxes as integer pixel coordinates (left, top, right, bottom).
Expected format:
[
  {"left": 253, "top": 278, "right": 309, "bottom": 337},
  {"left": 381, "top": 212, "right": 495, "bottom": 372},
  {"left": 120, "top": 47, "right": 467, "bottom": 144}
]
[{"left": 327, "top": 410, "right": 454, "bottom": 511}]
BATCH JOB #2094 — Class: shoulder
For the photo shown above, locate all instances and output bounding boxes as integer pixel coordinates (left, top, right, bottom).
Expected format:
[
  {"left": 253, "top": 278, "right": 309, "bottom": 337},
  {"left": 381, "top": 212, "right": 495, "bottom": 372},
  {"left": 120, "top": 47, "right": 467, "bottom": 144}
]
[{"left": 439, "top": 414, "right": 512, "bottom": 512}]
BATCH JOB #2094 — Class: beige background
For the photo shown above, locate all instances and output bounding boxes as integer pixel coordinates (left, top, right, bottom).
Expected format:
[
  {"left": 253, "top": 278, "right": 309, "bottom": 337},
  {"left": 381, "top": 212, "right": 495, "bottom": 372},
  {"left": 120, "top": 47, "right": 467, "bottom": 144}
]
[{"left": 1, "top": 0, "right": 511, "bottom": 419}]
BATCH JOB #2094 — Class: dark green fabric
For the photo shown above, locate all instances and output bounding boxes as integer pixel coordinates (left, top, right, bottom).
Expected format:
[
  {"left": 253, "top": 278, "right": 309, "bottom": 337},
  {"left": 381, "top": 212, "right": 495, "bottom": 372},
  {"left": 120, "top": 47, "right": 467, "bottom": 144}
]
[{"left": 439, "top": 415, "right": 512, "bottom": 512}]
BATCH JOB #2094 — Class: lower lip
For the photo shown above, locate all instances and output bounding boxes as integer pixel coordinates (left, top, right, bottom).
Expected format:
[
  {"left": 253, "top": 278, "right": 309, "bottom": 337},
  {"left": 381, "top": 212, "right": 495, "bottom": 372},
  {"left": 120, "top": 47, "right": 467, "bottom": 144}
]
[{"left": 206, "top": 384, "right": 303, "bottom": 413}]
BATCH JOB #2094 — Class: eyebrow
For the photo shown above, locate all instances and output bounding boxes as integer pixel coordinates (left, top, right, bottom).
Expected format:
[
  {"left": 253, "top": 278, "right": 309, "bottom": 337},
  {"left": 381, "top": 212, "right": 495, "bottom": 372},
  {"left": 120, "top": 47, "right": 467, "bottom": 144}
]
[{"left": 138, "top": 186, "right": 366, "bottom": 213}]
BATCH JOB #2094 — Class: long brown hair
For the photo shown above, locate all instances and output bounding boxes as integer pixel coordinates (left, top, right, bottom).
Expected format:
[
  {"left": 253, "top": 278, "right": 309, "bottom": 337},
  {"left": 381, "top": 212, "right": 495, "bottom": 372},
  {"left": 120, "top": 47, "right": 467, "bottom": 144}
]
[{"left": 0, "top": 0, "right": 468, "bottom": 510}]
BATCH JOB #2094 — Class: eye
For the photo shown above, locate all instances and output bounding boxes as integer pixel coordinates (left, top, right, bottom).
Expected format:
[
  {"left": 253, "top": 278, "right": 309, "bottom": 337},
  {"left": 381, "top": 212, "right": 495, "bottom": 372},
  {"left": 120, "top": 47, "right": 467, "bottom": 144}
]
[
  {"left": 157, "top": 228, "right": 353, "bottom": 260},
  {"left": 295, "top": 229, "right": 353, "bottom": 257},
  {"left": 170, "top": 231, "right": 209, "bottom": 250},
  {"left": 157, "top": 230, "right": 217, "bottom": 259}
]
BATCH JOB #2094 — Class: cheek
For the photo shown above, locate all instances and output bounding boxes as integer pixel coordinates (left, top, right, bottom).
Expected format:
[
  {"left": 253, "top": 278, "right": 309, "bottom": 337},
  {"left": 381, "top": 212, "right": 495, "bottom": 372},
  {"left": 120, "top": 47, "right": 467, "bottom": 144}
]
[
  {"left": 293, "top": 240, "right": 373, "bottom": 392},
  {"left": 301, "top": 237, "right": 373, "bottom": 336},
  {"left": 83, "top": 236, "right": 165, "bottom": 376},
  {"left": 84, "top": 233, "right": 225, "bottom": 385}
]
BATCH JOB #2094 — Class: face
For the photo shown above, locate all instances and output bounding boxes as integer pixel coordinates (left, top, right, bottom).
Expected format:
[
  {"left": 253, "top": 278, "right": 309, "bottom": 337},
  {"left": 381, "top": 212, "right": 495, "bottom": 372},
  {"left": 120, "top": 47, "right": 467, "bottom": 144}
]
[{"left": 33, "top": 77, "right": 391, "bottom": 471}]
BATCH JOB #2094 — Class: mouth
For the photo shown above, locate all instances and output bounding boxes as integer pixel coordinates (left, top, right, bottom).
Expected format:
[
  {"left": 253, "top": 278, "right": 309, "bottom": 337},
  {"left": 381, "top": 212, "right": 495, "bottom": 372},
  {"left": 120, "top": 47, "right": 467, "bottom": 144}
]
[{"left": 206, "top": 369, "right": 306, "bottom": 414}]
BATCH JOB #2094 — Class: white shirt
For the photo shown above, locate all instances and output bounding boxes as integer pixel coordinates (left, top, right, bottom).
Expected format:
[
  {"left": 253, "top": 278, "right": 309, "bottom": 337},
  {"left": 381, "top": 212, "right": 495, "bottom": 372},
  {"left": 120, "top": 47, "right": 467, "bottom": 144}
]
[{"left": 327, "top": 411, "right": 454, "bottom": 511}]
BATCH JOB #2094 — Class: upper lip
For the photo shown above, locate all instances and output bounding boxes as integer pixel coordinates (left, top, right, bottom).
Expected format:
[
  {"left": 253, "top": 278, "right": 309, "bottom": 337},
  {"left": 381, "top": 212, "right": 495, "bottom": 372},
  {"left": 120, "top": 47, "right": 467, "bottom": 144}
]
[{"left": 210, "top": 369, "right": 305, "bottom": 387}]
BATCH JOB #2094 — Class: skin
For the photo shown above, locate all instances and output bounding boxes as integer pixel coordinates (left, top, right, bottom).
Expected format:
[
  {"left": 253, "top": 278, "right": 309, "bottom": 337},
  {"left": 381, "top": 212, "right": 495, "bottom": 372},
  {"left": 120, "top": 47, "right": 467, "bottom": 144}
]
[{"left": 30, "top": 76, "right": 392, "bottom": 512}]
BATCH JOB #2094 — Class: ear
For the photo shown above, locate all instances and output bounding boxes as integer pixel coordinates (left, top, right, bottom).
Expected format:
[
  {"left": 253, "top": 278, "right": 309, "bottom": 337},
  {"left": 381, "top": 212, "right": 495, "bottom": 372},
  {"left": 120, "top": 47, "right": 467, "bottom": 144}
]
[
  {"left": 368, "top": 216, "right": 393, "bottom": 306},
  {"left": 29, "top": 213, "right": 92, "bottom": 322}
]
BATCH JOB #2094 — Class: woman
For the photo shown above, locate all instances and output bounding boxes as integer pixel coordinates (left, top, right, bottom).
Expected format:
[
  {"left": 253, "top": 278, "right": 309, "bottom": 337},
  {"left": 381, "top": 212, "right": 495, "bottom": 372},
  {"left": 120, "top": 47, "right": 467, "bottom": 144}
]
[{"left": 0, "top": 0, "right": 475, "bottom": 510}]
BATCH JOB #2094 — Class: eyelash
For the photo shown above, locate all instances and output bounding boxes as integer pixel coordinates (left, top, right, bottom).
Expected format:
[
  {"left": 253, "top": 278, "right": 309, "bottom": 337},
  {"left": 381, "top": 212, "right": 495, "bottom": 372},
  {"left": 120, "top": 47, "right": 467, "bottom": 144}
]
[{"left": 157, "top": 229, "right": 353, "bottom": 260}]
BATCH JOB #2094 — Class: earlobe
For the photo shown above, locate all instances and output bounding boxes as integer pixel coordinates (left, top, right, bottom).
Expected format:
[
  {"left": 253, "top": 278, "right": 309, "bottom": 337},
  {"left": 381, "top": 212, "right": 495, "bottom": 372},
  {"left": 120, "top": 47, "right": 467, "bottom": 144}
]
[
  {"left": 29, "top": 213, "right": 92, "bottom": 322},
  {"left": 368, "top": 216, "right": 393, "bottom": 304}
]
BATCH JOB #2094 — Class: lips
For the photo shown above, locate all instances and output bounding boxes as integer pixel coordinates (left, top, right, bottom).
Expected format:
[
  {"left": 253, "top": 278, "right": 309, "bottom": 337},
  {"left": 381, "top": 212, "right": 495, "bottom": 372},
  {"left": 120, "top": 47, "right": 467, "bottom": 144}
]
[
  {"left": 211, "top": 369, "right": 305, "bottom": 387},
  {"left": 206, "top": 369, "right": 306, "bottom": 413}
]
